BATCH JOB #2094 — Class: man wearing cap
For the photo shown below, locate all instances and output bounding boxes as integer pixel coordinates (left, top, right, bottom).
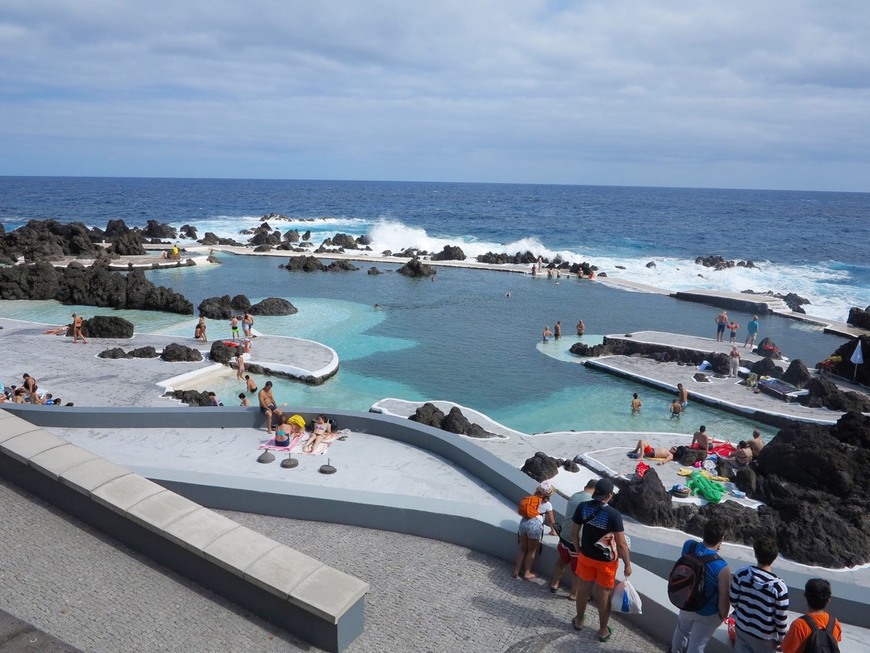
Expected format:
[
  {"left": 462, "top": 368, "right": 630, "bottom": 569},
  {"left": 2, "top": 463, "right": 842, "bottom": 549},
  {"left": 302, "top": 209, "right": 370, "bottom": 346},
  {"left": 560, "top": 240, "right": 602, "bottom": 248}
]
[
  {"left": 550, "top": 478, "right": 597, "bottom": 599},
  {"left": 570, "top": 478, "right": 631, "bottom": 642}
]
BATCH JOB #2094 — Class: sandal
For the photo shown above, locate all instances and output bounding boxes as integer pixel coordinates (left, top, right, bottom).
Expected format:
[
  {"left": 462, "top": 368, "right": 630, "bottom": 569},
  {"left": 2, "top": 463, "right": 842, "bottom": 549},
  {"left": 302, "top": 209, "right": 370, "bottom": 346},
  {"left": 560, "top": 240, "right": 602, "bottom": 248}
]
[
  {"left": 572, "top": 616, "right": 584, "bottom": 631},
  {"left": 596, "top": 626, "right": 614, "bottom": 642}
]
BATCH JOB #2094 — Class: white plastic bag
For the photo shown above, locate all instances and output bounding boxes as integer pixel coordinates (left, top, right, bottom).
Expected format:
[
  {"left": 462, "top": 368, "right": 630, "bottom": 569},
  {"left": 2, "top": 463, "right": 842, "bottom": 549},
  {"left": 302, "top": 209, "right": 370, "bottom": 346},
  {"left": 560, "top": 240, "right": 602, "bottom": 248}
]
[{"left": 611, "top": 579, "right": 643, "bottom": 614}]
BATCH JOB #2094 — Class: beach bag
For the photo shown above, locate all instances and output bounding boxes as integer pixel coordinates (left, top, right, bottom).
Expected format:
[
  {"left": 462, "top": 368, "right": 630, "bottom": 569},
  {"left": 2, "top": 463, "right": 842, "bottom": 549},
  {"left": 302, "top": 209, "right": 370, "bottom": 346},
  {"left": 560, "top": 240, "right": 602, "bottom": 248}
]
[
  {"left": 800, "top": 615, "right": 839, "bottom": 653},
  {"left": 667, "top": 543, "right": 719, "bottom": 611},
  {"left": 611, "top": 579, "right": 643, "bottom": 614},
  {"left": 517, "top": 495, "right": 541, "bottom": 519}
]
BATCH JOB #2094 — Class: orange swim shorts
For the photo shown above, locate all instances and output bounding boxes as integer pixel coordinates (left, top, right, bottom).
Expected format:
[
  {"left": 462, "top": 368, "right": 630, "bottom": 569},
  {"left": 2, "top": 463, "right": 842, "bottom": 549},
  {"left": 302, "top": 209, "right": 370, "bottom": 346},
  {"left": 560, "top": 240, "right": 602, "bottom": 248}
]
[{"left": 574, "top": 553, "right": 619, "bottom": 589}]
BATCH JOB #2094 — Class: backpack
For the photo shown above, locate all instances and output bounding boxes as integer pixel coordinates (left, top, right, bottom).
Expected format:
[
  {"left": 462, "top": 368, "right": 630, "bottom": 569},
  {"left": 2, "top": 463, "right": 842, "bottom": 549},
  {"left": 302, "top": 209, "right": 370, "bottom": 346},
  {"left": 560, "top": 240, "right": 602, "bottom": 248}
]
[
  {"left": 517, "top": 495, "right": 541, "bottom": 519},
  {"left": 800, "top": 614, "right": 839, "bottom": 653},
  {"left": 667, "top": 543, "right": 719, "bottom": 611}
]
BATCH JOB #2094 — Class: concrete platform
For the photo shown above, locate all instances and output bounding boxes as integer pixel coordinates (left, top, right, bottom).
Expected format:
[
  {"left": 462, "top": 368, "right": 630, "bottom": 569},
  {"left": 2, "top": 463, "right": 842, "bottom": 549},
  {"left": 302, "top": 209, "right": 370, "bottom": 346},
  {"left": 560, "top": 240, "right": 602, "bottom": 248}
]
[{"left": 0, "top": 317, "right": 338, "bottom": 405}]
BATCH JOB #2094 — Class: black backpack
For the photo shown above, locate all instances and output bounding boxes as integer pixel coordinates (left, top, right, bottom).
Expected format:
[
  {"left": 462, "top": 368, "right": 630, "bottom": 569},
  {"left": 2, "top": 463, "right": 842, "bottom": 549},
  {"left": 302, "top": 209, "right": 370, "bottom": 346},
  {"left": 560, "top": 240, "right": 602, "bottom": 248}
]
[
  {"left": 800, "top": 614, "right": 839, "bottom": 653},
  {"left": 667, "top": 543, "right": 719, "bottom": 611}
]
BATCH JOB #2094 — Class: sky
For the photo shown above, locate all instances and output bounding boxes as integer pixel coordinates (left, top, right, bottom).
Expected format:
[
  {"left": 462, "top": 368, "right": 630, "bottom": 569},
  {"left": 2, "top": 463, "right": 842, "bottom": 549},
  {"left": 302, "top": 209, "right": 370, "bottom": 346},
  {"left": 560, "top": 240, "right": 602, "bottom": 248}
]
[{"left": 1, "top": 1, "right": 869, "bottom": 191}]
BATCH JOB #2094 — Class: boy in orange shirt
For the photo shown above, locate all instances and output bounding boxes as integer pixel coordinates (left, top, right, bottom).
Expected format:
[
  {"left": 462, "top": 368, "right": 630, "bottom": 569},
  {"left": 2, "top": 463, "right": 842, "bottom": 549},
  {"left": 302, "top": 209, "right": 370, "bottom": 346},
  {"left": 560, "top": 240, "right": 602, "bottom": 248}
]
[{"left": 782, "top": 578, "right": 842, "bottom": 653}]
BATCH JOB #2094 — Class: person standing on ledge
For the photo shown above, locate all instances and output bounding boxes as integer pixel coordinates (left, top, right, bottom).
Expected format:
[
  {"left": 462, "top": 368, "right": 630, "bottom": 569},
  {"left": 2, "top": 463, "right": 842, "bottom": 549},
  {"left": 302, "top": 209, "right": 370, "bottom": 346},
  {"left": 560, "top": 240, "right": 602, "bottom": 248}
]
[
  {"left": 71, "top": 313, "right": 88, "bottom": 344},
  {"left": 715, "top": 310, "right": 728, "bottom": 342},
  {"left": 744, "top": 315, "right": 760, "bottom": 349},
  {"left": 571, "top": 478, "right": 631, "bottom": 642}
]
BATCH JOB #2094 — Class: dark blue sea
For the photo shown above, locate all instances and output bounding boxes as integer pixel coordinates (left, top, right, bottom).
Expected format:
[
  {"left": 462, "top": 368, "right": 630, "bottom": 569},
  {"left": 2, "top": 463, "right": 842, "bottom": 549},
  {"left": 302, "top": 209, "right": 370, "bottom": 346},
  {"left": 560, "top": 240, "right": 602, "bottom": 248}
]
[{"left": 0, "top": 177, "right": 866, "bottom": 438}]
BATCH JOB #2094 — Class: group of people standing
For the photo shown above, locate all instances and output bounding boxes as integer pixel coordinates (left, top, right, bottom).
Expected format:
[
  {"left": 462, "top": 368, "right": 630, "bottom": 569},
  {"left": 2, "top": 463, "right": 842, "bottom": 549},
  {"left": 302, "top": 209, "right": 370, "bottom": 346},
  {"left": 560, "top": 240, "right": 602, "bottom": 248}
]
[
  {"left": 670, "top": 520, "right": 842, "bottom": 653},
  {"left": 715, "top": 310, "right": 760, "bottom": 349},
  {"left": 542, "top": 319, "right": 586, "bottom": 343},
  {"left": 520, "top": 480, "right": 843, "bottom": 651}
]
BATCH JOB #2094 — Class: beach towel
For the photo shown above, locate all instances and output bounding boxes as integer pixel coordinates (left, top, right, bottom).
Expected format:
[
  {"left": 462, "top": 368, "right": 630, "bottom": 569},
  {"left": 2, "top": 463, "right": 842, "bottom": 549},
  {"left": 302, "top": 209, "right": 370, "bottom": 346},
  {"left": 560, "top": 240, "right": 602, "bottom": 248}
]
[{"left": 711, "top": 442, "right": 736, "bottom": 458}]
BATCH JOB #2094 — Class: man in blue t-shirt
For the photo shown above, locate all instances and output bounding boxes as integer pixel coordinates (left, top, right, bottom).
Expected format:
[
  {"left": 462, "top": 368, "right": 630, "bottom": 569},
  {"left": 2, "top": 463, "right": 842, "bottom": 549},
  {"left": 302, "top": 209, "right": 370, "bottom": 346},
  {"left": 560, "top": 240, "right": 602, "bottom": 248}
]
[
  {"left": 670, "top": 519, "right": 731, "bottom": 653},
  {"left": 570, "top": 478, "right": 631, "bottom": 643},
  {"left": 744, "top": 315, "right": 760, "bottom": 349}
]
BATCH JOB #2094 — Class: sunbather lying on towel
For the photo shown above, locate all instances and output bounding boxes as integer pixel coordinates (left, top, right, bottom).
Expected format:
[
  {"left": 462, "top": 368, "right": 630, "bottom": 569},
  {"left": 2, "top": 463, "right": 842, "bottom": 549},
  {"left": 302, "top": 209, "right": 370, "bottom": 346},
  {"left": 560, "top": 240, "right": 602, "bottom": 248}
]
[{"left": 629, "top": 439, "right": 677, "bottom": 464}]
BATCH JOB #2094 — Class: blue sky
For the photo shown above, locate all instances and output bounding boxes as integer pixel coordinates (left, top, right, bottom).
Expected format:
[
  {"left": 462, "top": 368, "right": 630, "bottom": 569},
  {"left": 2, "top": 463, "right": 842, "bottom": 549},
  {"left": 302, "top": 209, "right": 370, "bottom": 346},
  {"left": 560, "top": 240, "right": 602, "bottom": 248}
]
[{"left": 1, "top": 1, "right": 869, "bottom": 191}]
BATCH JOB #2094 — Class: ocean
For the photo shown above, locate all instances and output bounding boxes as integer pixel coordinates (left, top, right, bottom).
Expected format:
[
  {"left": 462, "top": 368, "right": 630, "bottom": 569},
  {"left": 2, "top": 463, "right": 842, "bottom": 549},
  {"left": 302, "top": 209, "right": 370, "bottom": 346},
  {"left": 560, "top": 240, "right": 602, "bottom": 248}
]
[{"left": 0, "top": 176, "right": 866, "bottom": 438}]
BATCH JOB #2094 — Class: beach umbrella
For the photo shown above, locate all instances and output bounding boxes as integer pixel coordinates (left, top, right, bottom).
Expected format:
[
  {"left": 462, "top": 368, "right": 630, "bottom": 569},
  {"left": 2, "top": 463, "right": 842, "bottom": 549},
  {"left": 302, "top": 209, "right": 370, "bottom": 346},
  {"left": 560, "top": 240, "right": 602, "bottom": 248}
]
[{"left": 850, "top": 340, "right": 864, "bottom": 381}]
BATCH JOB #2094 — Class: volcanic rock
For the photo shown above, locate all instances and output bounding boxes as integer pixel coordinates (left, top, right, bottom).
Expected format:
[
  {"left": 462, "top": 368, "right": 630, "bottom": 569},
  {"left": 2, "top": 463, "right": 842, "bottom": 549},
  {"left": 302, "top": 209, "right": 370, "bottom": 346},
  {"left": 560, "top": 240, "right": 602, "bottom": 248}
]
[
  {"left": 408, "top": 402, "right": 446, "bottom": 428},
  {"left": 160, "top": 343, "right": 203, "bottom": 362},
  {"left": 569, "top": 342, "right": 611, "bottom": 357},
  {"left": 476, "top": 251, "right": 537, "bottom": 265},
  {"left": 128, "top": 346, "right": 158, "bottom": 358},
  {"left": 0, "top": 219, "right": 101, "bottom": 262},
  {"left": 231, "top": 295, "right": 251, "bottom": 311},
  {"left": 749, "top": 356, "right": 783, "bottom": 379},
  {"left": 209, "top": 340, "right": 240, "bottom": 365},
  {"left": 98, "top": 347, "right": 128, "bottom": 359},
  {"left": 169, "top": 389, "right": 212, "bottom": 406},
  {"left": 248, "top": 297, "right": 298, "bottom": 315},
  {"left": 432, "top": 245, "right": 466, "bottom": 261},
  {"left": 330, "top": 233, "right": 358, "bottom": 249},
  {"left": 847, "top": 306, "right": 870, "bottom": 330},
  {"left": 441, "top": 407, "right": 473, "bottom": 434},
  {"left": 198, "top": 295, "right": 234, "bottom": 320},
  {"left": 781, "top": 359, "right": 812, "bottom": 389},
  {"left": 324, "top": 260, "right": 359, "bottom": 272},
  {"left": 142, "top": 220, "right": 177, "bottom": 240},
  {"left": 397, "top": 258, "right": 436, "bottom": 278},
  {"left": 367, "top": 267, "right": 382, "bottom": 275},
  {"left": 283, "top": 229, "right": 300, "bottom": 243},
  {"left": 520, "top": 452, "right": 560, "bottom": 483},
  {"left": 180, "top": 224, "right": 198, "bottom": 239},
  {"left": 798, "top": 377, "right": 870, "bottom": 412},
  {"left": 755, "top": 337, "right": 783, "bottom": 359},
  {"left": 285, "top": 255, "right": 326, "bottom": 272},
  {"left": 82, "top": 316, "right": 134, "bottom": 339}
]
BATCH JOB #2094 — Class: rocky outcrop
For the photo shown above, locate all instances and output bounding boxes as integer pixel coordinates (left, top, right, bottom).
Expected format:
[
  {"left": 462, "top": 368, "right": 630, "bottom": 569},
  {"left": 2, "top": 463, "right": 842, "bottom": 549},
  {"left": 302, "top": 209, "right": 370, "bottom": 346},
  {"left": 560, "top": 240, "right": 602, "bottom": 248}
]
[
  {"left": 248, "top": 297, "right": 298, "bottom": 315},
  {"left": 407, "top": 403, "right": 491, "bottom": 438},
  {"left": 98, "top": 345, "right": 158, "bottom": 359},
  {"left": 82, "top": 316, "right": 134, "bottom": 338},
  {"left": 0, "top": 219, "right": 101, "bottom": 262},
  {"left": 569, "top": 342, "right": 612, "bottom": 357},
  {"left": 476, "top": 251, "right": 537, "bottom": 265},
  {"left": 328, "top": 233, "right": 358, "bottom": 249},
  {"left": 227, "top": 295, "right": 248, "bottom": 311},
  {"left": 741, "top": 289, "right": 810, "bottom": 313},
  {"left": 168, "top": 389, "right": 213, "bottom": 406},
  {"left": 397, "top": 258, "right": 436, "bottom": 278},
  {"left": 611, "top": 412, "right": 870, "bottom": 567},
  {"left": 283, "top": 255, "right": 325, "bottom": 272},
  {"left": 367, "top": 267, "right": 382, "bottom": 275},
  {"left": 142, "top": 220, "right": 177, "bottom": 240},
  {"left": 847, "top": 306, "right": 870, "bottom": 331},
  {"left": 520, "top": 452, "right": 561, "bottom": 483},
  {"left": 432, "top": 245, "right": 466, "bottom": 261},
  {"left": 180, "top": 225, "right": 198, "bottom": 240},
  {"left": 798, "top": 377, "right": 870, "bottom": 412},
  {"left": 781, "top": 359, "right": 812, "bottom": 389},
  {"left": 754, "top": 337, "right": 783, "bottom": 359},
  {"left": 0, "top": 263, "right": 193, "bottom": 314},
  {"left": 408, "top": 402, "right": 446, "bottom": 428},
  {"left": 695, "top": 255, "right": 758, "bottom": 270},
  {"left": 160, "top": 343, "right": 203, "bottom": 362},
  {"left": 209, "top": 340, "right": 241, "bottom": 365},
  {"left": 749, "top": 356, "right": 784, "bottom": 379},
  {"left": 199, "top": 232, "right": 244, "bottom": 247},
  {"left": 325, "top": 260, "right": 359, "bottom": 272},
  {"left": 198, "top": 295, "right": 234, "bottom": 320}
]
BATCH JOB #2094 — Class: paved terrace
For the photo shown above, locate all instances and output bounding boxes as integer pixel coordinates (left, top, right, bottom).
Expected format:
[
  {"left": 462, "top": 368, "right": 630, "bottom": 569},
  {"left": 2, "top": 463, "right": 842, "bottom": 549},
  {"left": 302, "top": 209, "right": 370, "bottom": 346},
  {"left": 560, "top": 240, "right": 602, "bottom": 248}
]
[
  {"left": 582, "top": 330, "right": 870, "bottom": 427},
  {"left": 0, "top": 317, "right": 337, "bottom": 406}
]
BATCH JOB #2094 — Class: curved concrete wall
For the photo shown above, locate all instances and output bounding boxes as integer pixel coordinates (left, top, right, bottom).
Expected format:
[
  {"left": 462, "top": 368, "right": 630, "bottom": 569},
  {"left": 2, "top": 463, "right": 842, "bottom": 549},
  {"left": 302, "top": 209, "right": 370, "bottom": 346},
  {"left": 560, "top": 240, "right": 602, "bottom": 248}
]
[{"left": 6, "top": 403, "right": 868, "bottom": 645}]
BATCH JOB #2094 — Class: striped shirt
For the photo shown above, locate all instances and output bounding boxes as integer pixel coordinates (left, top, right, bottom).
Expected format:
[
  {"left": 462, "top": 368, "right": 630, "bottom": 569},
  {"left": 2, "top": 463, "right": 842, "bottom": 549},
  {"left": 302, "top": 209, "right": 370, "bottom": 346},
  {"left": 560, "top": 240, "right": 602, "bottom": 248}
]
[{"left": 729, "top": 565, "right": 789, "bottom": 641}]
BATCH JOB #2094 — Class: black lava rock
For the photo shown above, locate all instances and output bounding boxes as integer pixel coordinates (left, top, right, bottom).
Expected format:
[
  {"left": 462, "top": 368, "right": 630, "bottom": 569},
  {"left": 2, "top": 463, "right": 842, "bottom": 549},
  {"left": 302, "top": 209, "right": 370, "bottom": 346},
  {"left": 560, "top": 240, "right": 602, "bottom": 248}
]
[
  {"left": 160, "top": 343, "right": 203, "bottom": 362},
  {"left": 248, "top": 297, "right": 298, "bottom": 315},
  {"left": 82, "top": 316, "right": 134, "bottom": 338}
]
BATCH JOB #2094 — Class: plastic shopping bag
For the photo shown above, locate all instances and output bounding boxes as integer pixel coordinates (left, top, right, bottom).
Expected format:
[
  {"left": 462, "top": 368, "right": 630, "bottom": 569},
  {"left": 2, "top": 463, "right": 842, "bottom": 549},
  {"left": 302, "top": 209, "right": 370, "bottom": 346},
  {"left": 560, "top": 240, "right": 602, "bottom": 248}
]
[{"left": 611, "top": 579, "right": 643, "bottom": 614}]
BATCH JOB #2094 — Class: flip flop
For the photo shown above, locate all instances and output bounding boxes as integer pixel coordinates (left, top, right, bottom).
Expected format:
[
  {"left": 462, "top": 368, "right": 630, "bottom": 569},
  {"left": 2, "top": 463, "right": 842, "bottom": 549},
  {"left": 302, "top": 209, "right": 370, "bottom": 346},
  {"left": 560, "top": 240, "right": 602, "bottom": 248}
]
[
  {"left": 549, "top": 583, "right": 559, "bottom": 593},
  {"left": 596, "top": 626, "right": 614, "bottom": 642},
  {"left": 572, "top": 616, "right": 584, "bottom": 631}
]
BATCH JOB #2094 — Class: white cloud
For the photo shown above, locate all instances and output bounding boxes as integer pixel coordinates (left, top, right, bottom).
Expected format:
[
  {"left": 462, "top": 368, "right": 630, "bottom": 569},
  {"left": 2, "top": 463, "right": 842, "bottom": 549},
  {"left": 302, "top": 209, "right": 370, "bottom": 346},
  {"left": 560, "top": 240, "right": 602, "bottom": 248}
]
[{"left": 1, "top": 0, "right": 869, "bottom": 189}]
